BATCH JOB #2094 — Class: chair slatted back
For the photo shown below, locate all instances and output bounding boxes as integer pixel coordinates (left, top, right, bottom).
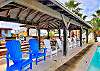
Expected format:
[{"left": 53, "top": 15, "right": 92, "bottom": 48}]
[
  {"left": 56, "top": 38, "right": 63, "bottom": 49},
  {"left": 29, "top": 38, "right": 39, "bottom": 54},
  {"left": 44, "top": 39, "right": 51, "bottom": 49},
  {"left": 6, "top": 40, "right": 22, "bottom": 63}
]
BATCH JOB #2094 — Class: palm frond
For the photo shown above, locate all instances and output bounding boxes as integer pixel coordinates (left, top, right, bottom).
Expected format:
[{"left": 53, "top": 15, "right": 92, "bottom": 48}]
[
  {"left": 92, "top": 14, "right": 97, "bottom": 17},
  {"left": 83, "top": 15, "right": 87, "bottom": 20}
]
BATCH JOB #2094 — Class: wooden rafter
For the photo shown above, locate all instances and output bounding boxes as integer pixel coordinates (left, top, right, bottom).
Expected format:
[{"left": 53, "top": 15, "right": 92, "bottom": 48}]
[
  {"left": 24, "top": 9, "right": 33, "bottom": 20},
  {"left": 9, "top": 2, "right": 27, "bottom": 9},
  {"left": 39, "top": 17, "right": 56, "bottom": 24},
  {"left": 57, "top": 21, "right": 62, "bottom": 28},
  {"left": 38, "top": 15, "right": 49, "bottom": 23},
  {"left": 48, "top": 22, "right": 55, "bottom": 29},
  {"left": 38, "top": 16, "right": 51, "bottom": 23},
  {"left": 40, "top": 23, "right": 46, "bottom": 28},
  {"left": 36, "top": 14, "right": 47, "bottom": 24},
  {"left": 0, "top": 8, "right": 8, "bottom": 12},
  {"left": 20, "top": 24, "right": 37, "bottom": 28},
  {"left": 50, "top": 22, "right": 58, "bottom": 28},
  {"left": 16, "top": 8, "right": 23, "bottom": 19},
  {"left": 46, "top": 18, "right": 56, "bottom": 22},
  {"left": 6, "top": 9, "right": 11, "bottom": 17},
  {"left": 49, "top": 22, "right": 56, "bottom": 29},
  {"left": 31, "top": 11, "right": 40, "bottom": 23},
  {"left": 2, "top": 4, "right": 18, "bottom": 9},
  {"left": 55, "top": 20, "right": 61, "bottom": 26}
]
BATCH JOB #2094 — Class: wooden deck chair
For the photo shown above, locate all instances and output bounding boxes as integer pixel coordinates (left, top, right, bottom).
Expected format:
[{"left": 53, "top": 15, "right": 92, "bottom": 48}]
[
  {"left": 44, "top": 39, "right": 57, "bottom": 58},
  {"left": 6, "top": 40, "right": 33, "bottom": 71}
]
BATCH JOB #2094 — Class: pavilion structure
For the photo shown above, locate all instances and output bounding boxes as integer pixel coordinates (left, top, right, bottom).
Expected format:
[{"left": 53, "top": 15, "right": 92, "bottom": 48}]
[{"left": 0, "top": 0, "right": 92, "bottom": 56}]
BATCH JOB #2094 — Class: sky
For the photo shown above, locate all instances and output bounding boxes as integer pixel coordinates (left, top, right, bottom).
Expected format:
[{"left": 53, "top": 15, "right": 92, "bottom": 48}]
[{"left": 59, "top": 0, "right": 100, "bottom": 21}]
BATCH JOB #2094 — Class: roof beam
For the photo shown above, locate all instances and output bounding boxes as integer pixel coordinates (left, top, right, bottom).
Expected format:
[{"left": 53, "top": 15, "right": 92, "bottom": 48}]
[
  {"left": 50, "top": 22, "right": 58, "bottom": 28},
  {"left": 20, "top": 24, "right": 37, "bottom": 28},
  {"left": 24, "top": 9, "right": 33, "bottom": 20},
  {"left": 50, "top": 21, "right": 59, "bottom": 28},
  {"left": 38, "top": 16, "right": 51, "bottom": 23},
  {"left": 31, "top": 11, "right": 40, "bottom": 23},
  {"left": 40, "top": 17, "right": 56, "bottom": 24},
  {"left": 0, "top": 8, "right": 9, "bottom": 12},
  {"left": 36, "top": 14, "right": 47, "bottom": 24},
  {"left": 6, "top": 9, "right": 11, "bottom": 18},
  {"left": 16, "top": 8, "right": 23, "bottom": 19},
  {"left": 13, "top": 0, "right": 62, "bottom": 20}
]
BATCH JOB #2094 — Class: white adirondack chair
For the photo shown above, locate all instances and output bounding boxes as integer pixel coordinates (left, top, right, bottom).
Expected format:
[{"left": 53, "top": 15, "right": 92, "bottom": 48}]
[
  {"left": 73, "top": 37, "right": 77, "bottom": 47},
  {"left": 67, "top": 38, "right": 73, "bottom": 48},
  {"left": 44, "top": 39, "right": 57, "bottom": 58},
  {"left": 56, "top": 38, "right": 63, "bottom": 52},
  {"left": 97, "top": 37, "right": 100, "bottom": 42}
]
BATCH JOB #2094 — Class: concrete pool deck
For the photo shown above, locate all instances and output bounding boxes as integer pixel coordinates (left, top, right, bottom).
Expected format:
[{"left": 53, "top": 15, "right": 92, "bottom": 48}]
[
  {"left": 62, "top": 44, "right": 96, "bottom": 71},
  {"left": 0, "top": 44, "right": 94, "bottom": 71}
]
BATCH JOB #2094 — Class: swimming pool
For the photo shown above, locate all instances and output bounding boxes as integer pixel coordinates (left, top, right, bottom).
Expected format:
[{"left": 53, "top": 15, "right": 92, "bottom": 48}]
[{"left": 87, "top": 46, "right": 100, "bottom": 71}]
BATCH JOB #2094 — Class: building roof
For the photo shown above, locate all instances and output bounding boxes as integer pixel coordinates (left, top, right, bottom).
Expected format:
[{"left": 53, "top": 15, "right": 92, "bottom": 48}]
[
  {"left": 0, "top": 0, "right": 92, "bottom": 30},
  {"left": 0, "top": 28, "right": 12, "bottom": 30},
  {"left": 39, "top": 0, "right": 92, "bottom": 28}
]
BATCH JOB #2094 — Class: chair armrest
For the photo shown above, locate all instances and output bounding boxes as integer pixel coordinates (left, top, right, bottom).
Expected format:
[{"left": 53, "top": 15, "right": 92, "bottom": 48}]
[
  {"left": 22, "top": 52, "right": 32, "bottom": 54},
  {"left": 5, "top": 56, "right": 21, "bottom": 61},
  {"left": 5, "top": 56, "right": 12, "bottom": 60},
  {"left": 41, "top": 48, "right": 47, "bottom": 50},
  {"left": 40, "top": 48, "right": 47, "bottom": 53},
  {"left": 5, "top": 56, "right": 11, "bottom": 67},
  {"left": 25, "top": 48, "right": 31, "bottom": 51},
  {"left": 5, "top": 52, "right": 16, "bottom": 60},
  {"left": 22, "top": 52, "right": 33, "bottom": 59},
  {"left": 41, "top": 48, "right": 47, "bottom": 51}
]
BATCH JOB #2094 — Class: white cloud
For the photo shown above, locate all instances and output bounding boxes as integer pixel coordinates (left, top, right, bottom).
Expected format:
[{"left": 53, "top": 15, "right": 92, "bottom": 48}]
[{"left": 60, "top": 0, "right": 100, "bottom": 21}]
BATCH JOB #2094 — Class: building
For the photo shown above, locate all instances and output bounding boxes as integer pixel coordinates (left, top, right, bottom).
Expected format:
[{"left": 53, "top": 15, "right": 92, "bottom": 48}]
[{"left": 0, "top": 28, "right": 12, "bottom": 38}]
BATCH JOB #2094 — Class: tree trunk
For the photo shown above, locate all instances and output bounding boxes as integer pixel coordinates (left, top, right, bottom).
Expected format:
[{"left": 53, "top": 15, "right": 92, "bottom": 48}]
[{"left": 94, "top": 31, "right": 97, "bottom": 42}]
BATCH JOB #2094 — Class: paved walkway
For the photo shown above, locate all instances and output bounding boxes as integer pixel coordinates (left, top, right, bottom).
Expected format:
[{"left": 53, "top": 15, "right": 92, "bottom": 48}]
[
  {"left": 73, "top": 44, "right": 96, "bottom": 71},
  {"left": 0, "top": 44, "right": 93, "bottom": 71},
  {"left": 56, "top": 44, "right": 96, "bottom": 71}
]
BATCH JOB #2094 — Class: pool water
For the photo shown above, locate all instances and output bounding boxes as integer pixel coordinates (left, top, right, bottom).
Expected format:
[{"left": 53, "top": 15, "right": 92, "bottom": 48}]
[{"left": 87, "top": 46, "right": 100, "bottom": 71}]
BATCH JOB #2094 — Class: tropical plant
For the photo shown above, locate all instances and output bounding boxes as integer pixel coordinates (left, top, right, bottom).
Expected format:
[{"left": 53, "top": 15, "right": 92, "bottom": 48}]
[
  {"left": 89, "top": 9, "right": 100, "bottom": 40},
  {"left": 92, "top": 9, "right": 100, "bottom": 18},
  {"left": 91, "top": 9, "right": 100, "bottom": 30},
  {"left": 65, "top": 0, "right": 81, "bottom": 11},
  {"left": 65, "top": 0, "right": 87, "bottom": 20},
  {"left": 83, "top": 15, "right": 87, "bottom": 20}
]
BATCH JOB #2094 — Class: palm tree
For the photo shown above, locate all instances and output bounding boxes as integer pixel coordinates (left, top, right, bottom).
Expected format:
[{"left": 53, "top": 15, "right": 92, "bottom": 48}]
[
  {"left": 92, "top": 9, "right": 100, "bottom": 18},
  {"left": 90, "top": 9, "right": 100, "bottom": 41},
  {"left": 96, "top": 10, "right": 100, "bottom": 16},
  {"left": 65, "top": 0, "right": 87, "bottom": 20},
  {"left": 65, "top": 0, "right": 81, "bottom": 11},
  {"left": 91, "top": 9, "right": 100, "bottom": 29},
  {"left": 83, "top": 15, "right": 87, "bottom": 20}
]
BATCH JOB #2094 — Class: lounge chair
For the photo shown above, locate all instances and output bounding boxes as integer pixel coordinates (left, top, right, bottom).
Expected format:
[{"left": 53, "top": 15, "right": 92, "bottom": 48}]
[
  {"left": 97, "top": 37, "right": 100, "bottom": 42},
  {"left": 56, "top": 38, "right": 63, "bottom": 52},
  {"left": 73, "top": 38, "right": 77, "bottom": 47},
  {"left": 6, "top": 40, "right": 32, "bottom": 71},
  {"left": 44, "top": 39, "right": 57, "bottom": 58},
  {"left": 29, "top": 38, "right": 47, "bottom": 65},
  {"left": 67, "top": 38, "right": 73, "bottom": 48}
]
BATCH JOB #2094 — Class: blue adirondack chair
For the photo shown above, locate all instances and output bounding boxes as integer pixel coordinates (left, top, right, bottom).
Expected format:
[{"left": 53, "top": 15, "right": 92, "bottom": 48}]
[
  {"left": 29, "top": 38, "right": 47, "bottom": 65},
  {"left": 5, "top": 40, "right": 33, "bottom": 71}
]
